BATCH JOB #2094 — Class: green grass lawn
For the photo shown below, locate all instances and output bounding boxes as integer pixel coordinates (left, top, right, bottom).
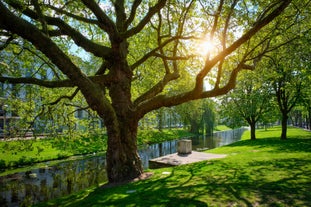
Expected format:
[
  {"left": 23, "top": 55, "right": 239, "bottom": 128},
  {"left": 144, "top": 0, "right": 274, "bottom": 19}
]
[
  {"left": 214, "top": 125, "right": 232, "bottom": 131},
  {"left": 0, "top": 134, "right": 107, "bottom": 169},
  {"left": 36, "top": 126, "right": 311, "bottom": 207}
]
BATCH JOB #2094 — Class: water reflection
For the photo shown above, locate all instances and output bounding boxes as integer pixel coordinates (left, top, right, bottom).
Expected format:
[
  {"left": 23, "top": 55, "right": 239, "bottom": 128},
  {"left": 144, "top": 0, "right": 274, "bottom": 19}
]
[
  {"left": 0, "top": 156, "right": 107, "bottom": 207},
  {"left": 139, "top": 128, "right": 246, "bottom": 168},
  {"left": 192, "top": 128, "right": 245, "bottom": 151},
  {"left": 0, "top": 128, "right": 246, "bottom": 206}
]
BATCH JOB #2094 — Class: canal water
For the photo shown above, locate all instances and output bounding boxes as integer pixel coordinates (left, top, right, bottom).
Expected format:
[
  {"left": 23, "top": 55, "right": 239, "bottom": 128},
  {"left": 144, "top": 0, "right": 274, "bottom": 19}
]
[{"left": 0, "top": 128, "right": 246, "bottom": 207}]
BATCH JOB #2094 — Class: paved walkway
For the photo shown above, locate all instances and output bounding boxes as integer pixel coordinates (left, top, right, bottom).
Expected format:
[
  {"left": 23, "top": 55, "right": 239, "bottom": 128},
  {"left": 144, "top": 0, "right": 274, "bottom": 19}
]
[{"left": 149, "top": 151, "right": 227, "bottom": 168}]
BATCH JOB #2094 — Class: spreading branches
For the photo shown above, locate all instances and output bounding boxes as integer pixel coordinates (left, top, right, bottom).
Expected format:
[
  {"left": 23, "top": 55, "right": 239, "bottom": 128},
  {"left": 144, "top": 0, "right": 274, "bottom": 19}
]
[
  {"left": 125, "top": 0, "right": 142, "bottom": 28},
  {"left": 135, "top": 0, "right": 292, "bottom": 116},
  {"left": 195, "top": 0, "right": 291, "bottom": 91},
  {"left": 0, "top": 1, "right": 95, "bottom": 90},
  {"left": 123, "top": 0, "right": 167, "bottom": 38},
  {"left": 130, "top": 35, "right": 196, "bottom": 70},
  {"left": 0, "top": 0, "right": 295, "bottom": 127},
  {"left": 133, "top": 2, "right": 196, "bottom": 107},
  {"left": 4, "top": 0, "right": 112, "bottom": 58}
]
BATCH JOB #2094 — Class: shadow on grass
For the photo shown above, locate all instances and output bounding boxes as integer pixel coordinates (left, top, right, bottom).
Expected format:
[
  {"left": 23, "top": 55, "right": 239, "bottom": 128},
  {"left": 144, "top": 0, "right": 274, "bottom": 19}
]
[
  {"left": 38, "top": 129, "right": 311, "bottom": 207},
  {"left": 48, "top": 153, "right": 311, "bottom": 207}
]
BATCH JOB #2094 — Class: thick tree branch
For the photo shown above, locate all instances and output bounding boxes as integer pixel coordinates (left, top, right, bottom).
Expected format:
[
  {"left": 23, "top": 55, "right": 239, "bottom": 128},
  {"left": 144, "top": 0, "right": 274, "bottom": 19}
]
[
  {"left": 215, "top": 0, "right": 238, "bottom": 88},
  {"left": 195, "top": 0, "right": 291, "bottom": 92},
  {"left": 5, "top": 1, "right": 112, "bottom": 58},
  {"left": 46, "top": 17, "right": 112, "bottom": 57},
  {"left": 31, "top": 0, "right": 48, "bottom": 36},
  {"left": 114, "top": 0, "right": 127, "bottom": 31},
  {"left": 46, "top": 4, "right": 99, "bottom": 25},
  {"left": 0, "top": 73, "right": 116, "bottom": 88},
  {"left": 133, "top": 2, "right": 196, "bottom": 107},
  {"left": 137, "top": 61, "right": 249, "bottom": 117},
  {"left": 133, "top": 72, "right": 179, "bottom": 106},
  {"left": 0, "top": 76, "right": 74, "bottom": 88},
  {"left": 210, "top": 0, "right": 224, "bottom": 41},
  {"left": 125, "top": 0, "right": 142, "bottom": 28},
  {"left": 155, "top": 12, "right": 170, "bottom": 74},
  {"left": 81, "top": 0, "right": 118, "bottom": 40}
]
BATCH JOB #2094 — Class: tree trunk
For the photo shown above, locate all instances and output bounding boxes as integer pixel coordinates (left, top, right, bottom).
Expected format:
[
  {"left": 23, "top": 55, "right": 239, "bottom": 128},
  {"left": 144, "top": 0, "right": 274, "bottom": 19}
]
[
  {"left": 308, "top": 107, "right": 311, "bottom": 130},
  {"left": 105, "top": 119, "right": 143, "bottom": 183},
  {"left": 250, "top": 121, "right": 256, "bottom": 140},
  {"left": 281, "top": 113, "right": 288, "bottom": 140},
  {"left": 102, "top": 40, "right": 144, "bottom": 183}
]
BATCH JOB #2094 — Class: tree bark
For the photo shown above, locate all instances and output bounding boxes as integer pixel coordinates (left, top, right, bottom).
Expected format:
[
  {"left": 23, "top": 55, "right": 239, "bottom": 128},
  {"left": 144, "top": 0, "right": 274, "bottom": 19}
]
[
  {"left": 105, "top": 120, "right": 143, "bottom": 183},
  {"left": 250, "top": 121, "right": 256, "bottom": 140},
  {"left": 100, "top": 39, "right": 145, "bottom": 183}
]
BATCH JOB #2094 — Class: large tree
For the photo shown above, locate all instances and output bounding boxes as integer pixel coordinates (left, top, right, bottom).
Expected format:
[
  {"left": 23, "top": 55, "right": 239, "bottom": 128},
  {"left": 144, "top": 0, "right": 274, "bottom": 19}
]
[
  {"left": 264, "top": 23, "right": 311, "bottom": 139},
  {"left": 0, "top": 0, "right": 294, "bottom": 182}
]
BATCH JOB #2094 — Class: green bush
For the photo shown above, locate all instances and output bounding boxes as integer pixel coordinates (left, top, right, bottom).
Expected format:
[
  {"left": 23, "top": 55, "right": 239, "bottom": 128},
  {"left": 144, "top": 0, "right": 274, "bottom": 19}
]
[
  {"left": 0, "top": 159, "right": 6, "bottom": 170},
  {"left": 17, "top": 156, "right": 37, "bottom": 166}
]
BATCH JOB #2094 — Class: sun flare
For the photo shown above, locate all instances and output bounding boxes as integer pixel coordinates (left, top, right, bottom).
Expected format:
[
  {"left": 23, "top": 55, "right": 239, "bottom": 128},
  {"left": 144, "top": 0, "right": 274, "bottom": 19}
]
[{"left": 196, "top": 39, "right": 216, "bottom": 56}]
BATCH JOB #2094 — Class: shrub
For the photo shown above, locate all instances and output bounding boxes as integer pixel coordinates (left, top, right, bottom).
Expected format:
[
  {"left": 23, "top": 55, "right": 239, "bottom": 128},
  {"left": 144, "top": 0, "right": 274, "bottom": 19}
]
[{"left": 0, "top": 159, "right": 6, "bottom": 170}]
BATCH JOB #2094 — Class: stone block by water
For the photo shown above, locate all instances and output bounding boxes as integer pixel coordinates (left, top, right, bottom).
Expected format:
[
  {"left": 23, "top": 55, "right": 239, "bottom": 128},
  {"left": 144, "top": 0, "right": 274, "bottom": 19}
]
[{"left": 177, "top": 139, "right": 192, "bottom": 154}]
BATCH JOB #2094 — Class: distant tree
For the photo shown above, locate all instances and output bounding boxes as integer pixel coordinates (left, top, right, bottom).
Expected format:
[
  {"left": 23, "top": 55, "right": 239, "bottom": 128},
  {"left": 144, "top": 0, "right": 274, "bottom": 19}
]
[
  {"left": 220, "top": 70, "right": 272, "bottom": 140},
  {"left": 176, "top": 101, "right": 202, "bottom": 134},
  {"left": 202, "top": 99, "right": 216, "bottom": 136},
  {"left": 176, "top": 99, "right": 215, "bottom": 135},
  {"left": 265, "top": 46, "right": 305, "bottom": 139},
  {"left": 294, "top": 37, "right": 311, "bottom": 129}
]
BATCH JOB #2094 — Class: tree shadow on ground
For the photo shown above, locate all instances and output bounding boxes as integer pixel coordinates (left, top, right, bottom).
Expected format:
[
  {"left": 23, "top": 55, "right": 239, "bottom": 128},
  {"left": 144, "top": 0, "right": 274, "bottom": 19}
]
[
  {"left": 51, "top": 153, "right": 311, "bottom": 207},
  {"left": 39, "top": 132, "right": 311, "bottom": 207}
]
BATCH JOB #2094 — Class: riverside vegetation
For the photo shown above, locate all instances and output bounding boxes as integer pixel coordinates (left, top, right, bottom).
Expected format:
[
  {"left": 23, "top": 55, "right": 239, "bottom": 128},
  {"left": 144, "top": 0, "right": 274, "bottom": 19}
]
[
  {"left": 35, "top": 126, "right": 311, "bottom": 207},
  {"left": 0, "top": 129, "right": 194, "bottom": 172}
]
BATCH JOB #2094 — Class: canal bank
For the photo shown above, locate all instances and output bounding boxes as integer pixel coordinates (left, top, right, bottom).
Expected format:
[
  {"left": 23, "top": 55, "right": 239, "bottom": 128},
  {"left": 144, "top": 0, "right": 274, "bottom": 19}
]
[{"left": 0, "top": 128, "right": 247, "bottom": 206}]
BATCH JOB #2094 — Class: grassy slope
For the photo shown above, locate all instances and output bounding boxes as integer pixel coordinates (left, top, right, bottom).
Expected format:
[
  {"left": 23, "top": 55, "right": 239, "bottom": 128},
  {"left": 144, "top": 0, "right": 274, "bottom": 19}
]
[{"left": 37, "top": 126, "right": 311, "bottom": 207}]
